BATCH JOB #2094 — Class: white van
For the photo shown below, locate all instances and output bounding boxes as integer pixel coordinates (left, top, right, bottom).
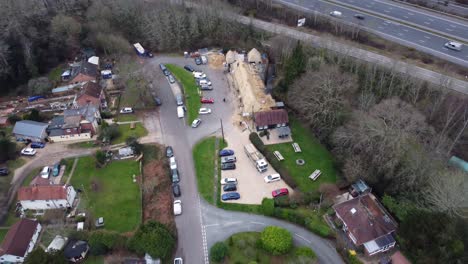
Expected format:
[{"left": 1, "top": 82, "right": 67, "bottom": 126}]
[
  {"left": 40, "top": 166, "right": 51, "bottom": 179},
  {"left": 177, "top": 106, "right": 184, "bottom": 118},
  {"left": 264, "top": 173, "right": 281, "bottom": 183},
  {"left": 444, "top": 41, "right": 462, "bottom": 51},
  {"left": 330, "top": 11, "right": 342, "bottom": 17}
]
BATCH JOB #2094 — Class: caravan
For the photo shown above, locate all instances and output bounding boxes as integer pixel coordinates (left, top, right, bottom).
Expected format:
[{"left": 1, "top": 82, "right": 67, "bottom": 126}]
[{"left": 177, "top": 106, "right": 184, "bottom": 118}]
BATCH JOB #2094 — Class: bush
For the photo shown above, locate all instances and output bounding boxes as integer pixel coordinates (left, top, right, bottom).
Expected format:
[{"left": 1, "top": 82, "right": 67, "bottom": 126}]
[
  {"left": 294, "top": 246, "right": 316, "bottom": 259},
  {"left": 260, "top": 226, "right": 292, "bottom": 255},
  {"left": 7, "top": 114, "right": 21, "bottom": 125},
  {"left": 100, "top": 111, "right": 113, "bottom": 119},
  {"left": 88, "top": 231, "right": 123, "bottom": 256},
  {"left": 274, "top": 196, "right": 290, "bottom": 208},
  {"left": 127, "top": 221, "right": 175, "bottom": 260},
  {"left": 249, "top": 132, "right": 264, "bottom": 152},
  {"left": 95, "top": 150, "right": 106, "bottom": 167},
  {"left": 210, "top": 242, "right": 229, "bottom": 262},
  {"left": 260, "top": 198, "right": 274, "bottom": 216}
]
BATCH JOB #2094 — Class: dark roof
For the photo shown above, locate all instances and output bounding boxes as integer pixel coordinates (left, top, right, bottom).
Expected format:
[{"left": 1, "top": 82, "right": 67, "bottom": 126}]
[
  {"left": 64, "top": 240, "right": 89, "bottom": 259},
  {"left": 71, "top": 61, "right": 98, "bottom": 79},
  {"left": 0, "top": 219, "right": 39, "bottom": 257},
  {"left": 80, "top": 82, "right": 102, "bottom": 99},
  {"left": 64, "top": 105, "right": 99, "bottom": 123},
  {"left": 48, "top": 116, "right": 65, "bottom": 131},
  {"left": 12, "top": 120, "right": 48, "bottom": 138},
  {"left": 254, "top": 109, "right": 289, "bottom": 127},
  {"left": 333, "top": 193, "right": 397, "bottom": 245}
]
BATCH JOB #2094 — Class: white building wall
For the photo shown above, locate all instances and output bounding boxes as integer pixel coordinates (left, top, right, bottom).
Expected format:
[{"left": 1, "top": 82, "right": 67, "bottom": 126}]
[
  {"left": 49, "top": 132, "right": 91, "bottom": 143},
  {"left": 67, "top": 186, "right": 77, "bottom": 206},
  {"left": 0, "top": 223, "right": 41, "bottom": 263},
  {"left": 25, "top": 224, "right": 42, "bottom": 257},
  {"left": 20, "top": 198, "right": 70, "bottom": 210},
  {"left": 0, "top": 253, "right": 24, "bottom": 263}
]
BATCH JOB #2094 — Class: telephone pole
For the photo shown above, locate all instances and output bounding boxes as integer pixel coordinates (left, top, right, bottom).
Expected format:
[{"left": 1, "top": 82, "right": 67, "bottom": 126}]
[{"left": 220, "top": 118, "right": 225, "bottom": 144}]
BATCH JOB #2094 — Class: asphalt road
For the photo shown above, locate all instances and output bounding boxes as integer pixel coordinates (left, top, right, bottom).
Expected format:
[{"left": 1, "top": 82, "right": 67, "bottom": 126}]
[{"left": 275, "top": 0, "right": 468, "bottom": 67}]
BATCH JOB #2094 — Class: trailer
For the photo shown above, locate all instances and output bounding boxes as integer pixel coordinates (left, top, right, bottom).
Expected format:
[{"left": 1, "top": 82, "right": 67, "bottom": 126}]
[
  {"left": 244, "top": 144, "right": 268, "bottom": 172},
  {"left": 133, "top": 43, "right": 145, "bottom": 56}
]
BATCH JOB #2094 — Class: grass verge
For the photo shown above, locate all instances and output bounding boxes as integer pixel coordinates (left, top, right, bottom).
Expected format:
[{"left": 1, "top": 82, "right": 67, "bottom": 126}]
[
  {"left": 68, "top": 141, "right": 98, "bottom": 149},
  {"left": 113, "top": 123, "right": 148, "bottom": 144},
  {"left": 166, "top": 64, "right": 201, "bottom": 123},
  {"left": 70, "top": 156, "right": 141, "bottom": 232},
  {"left": 193, "top": 137, "right": 218, "bottom": 204},
  {"left": 116, "top": 113, "right": 138, "bottom": 122}
]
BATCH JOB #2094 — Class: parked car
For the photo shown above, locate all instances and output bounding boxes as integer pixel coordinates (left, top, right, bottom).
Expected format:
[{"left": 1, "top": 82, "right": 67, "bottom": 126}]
[
  {"left": 174, "top": 258, "right": 183, "bottom": 264},
  {"left": 200, "top": 97, "right": 214, "bottom": 104},
  {"left": 166, "top": 146, "right": 174, "bottom": 157},
  {"left": 171, "top": 168, "right": 180, "bottom": 183},
  {"left": 169, "top": 157, "right": 177, "bottom": 170},
  {"left": 154, "top": 97, "right": 162, "bottom": 106},
  {"left": 272, "top": 188, "right": 289, "bottom": 198},
  {"left": 199, "top": 108, "right": 212, "bottom": 114},
  {"left": 176, "top": 94, "right": 184, "bottom": 106},
  {"left": 220, "top": 178, "right": 237, "bottom": 185},
  {"left": 191, "top": 118, "right": 202, "bottom": 128},
  {"left": 30, "top": 142, "right": 45, "bottom": 148},
  {"left": 193, "top": 71, "right": 206, "bottom": 79},
  {"left": 194, "top": 56, "right": 202, "bottom": 65},
  {"left": 160, "top": 64, "right": 170, "bottom": 76},
  {"left": 221, "top": 155, "right": 236, "bottom": 164},
  {"left": 223, "top": 184, "right": 237, "bottom": 192},
  {"left": 168, "top": 74, "right": 176, "bottom": 84},
  {"left": 174, "top": 200, "right": 182, "bottom": 215},
  {"left": 184, "top": 65, "right": 195, "bottom": 72},
  {"left": 219, "top": 149, "right": 234, "bottom": 157},
  {"left": 40, "top": 166, "right": 51, "bottom": 179},
  {"left": 120, "top": 107, "right": 133, "bottom": 114},
  {"left": 52, "top": 163, "right": 61, "bottom": 177},
  {"left": 354, "top": 14, "right": 365, "bottom": 20},
  {"left": 0, "top": 167, "right": 9, "bottom": 176},
  {"left": 198, "top": 79, "right": 212, "bottom": 86},
  {"left": 173, "top": 184, "right": 181, "bottom": 197},
  {"left": 222, "top": 192, "right": 240, "bottom": 201},
  {"left": 200, "top": 84, "right": 213, "bottom": 91},
  {"left": 264, "top": 173, "right": 281, "bottom": 183},
  {"left": 221, "top": 163, "right": 236, "bottom": 170},
  {"left": 21, "top": 148, "right": 36, "bottom": 156}
]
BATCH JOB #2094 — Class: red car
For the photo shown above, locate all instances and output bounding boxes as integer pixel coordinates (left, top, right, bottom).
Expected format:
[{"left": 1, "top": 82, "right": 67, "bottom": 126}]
[
  {"left": 200, "top": 97, "right": 214, "bottom": 104},
  {"left": 272, "top": 188, "right": 289, "bottom": 198}
]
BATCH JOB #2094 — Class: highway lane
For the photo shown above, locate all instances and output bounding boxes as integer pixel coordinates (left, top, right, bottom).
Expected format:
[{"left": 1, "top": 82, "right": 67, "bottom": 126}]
[{"left": 276, "top": 0, "right": 468, "bottom": 67}]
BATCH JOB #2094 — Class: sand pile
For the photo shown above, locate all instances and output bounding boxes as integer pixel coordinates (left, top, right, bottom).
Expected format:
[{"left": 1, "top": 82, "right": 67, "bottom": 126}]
[{"left": 208, "top": 53, "right": 225, "bottom": 69}]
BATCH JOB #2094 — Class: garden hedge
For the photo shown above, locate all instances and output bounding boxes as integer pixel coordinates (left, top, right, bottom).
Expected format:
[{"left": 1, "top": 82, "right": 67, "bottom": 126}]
[{"left": 260, "top": 226, "right": 293, "bottom": 255}]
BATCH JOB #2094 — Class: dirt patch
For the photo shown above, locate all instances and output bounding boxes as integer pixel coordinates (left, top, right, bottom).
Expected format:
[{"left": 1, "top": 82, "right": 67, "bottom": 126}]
[
  {"left": 90, "top": 178, "right": 102, "bottom": 192},
  {"left": 208, "top": 53, "right": 226, "bottom": 69}
]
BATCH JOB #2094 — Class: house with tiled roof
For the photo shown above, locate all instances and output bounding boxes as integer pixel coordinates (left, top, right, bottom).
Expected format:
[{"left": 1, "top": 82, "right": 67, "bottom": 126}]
[
  {"left": 254, "top": 109, "right": 289, "bottom": 131},
  {"left": 48, "top": 104, "right": 100, "bottom": 142},
  {"left": 18, "top": 184, "right": 77, "bottom": 211},
  {"left": 74, "top": 81, "right": 106, "bottom": 109},
  {"left": 333, "top": 193, "right": 398, "bottom": 256},
  {"left": 0, "top": 219, "right": 42, "bottom": 263},
  {"left": 69, "top": 61, "right": 98, "bottom": 84}
]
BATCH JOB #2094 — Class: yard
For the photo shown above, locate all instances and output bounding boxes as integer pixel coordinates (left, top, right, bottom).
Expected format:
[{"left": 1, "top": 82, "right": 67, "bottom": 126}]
[
  {"left": 116, "top": 113, "right": 138, "bottom": 122},
  {"left": 70, "top": 156, "right": 141, "bottom": 233},
  {"left": 265, "top": 118, "right": 337, "bottom": 192},
  {"left": 113, "top": 123, "right": 148, "bottom": 144},
  {"left": 166, "top": 64, "right": 201, "bottom": 123}
]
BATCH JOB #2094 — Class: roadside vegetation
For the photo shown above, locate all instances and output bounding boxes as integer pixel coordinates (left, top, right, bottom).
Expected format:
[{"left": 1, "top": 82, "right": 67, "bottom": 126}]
[{"left": 166, "top": 64, "right": 201, "bottom": 124}]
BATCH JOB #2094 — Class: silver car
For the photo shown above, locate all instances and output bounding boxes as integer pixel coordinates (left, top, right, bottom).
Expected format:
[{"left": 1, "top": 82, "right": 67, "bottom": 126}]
[{"left": 221, "top": 155, "right": 236, "bottom": 164}]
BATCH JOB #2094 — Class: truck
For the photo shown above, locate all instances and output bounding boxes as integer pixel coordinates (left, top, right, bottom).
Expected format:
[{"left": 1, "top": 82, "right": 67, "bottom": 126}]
[{"left": 244, "top": 144, "right": 268, "bottom": 173}]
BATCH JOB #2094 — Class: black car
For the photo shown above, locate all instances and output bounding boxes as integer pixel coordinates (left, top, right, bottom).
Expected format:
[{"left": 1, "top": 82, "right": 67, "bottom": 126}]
[
  {"left": 154, "top": 97, "right": 162, "bottom": 106},
  {"left": 221, "top": 163, "right": 236, "bottom": 170},
  {"left": 0, "top": 167, "right": 9, "bottom": 176},
  {"left": 171, "top": 169, "right": 180, "bottom": 183},
  {"left": 223, "top": 184, "right": 237, "bottom": 192},
  {"left": 166, "top": 146, "right": 174, "bottom": 157},
  {"left": 173, "top": 184, "right": 181, "bottom": 197},
  {"left": 184, "top": 65, "right": 195, "bottom": 72},
  {"left": 354, "top": 14, "right": 365, "bottom": 20},
  {"left": 194, "top": 57, "right": 202, "bottom": 65}
]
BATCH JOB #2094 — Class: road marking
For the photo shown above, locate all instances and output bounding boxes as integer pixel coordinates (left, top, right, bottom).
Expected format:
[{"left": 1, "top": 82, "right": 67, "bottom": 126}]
[
  {"left": 378, "top": 26, "right": 383, "bottom": 29},
  {"left": 198, "top": 196, "right": 209, "bottom": 264},
  {"left": 419, "top": 40, "right": 425, "bottom": 43},
  {"left": 403, "top": 16, "right": 408, "bottom": 19},
  {"left": 428, "top": 18, "right": 434, "bottom": 22},
  {"left": 294, "top": 233, "right": 312, "bottom": 243},
  {"left": 424, "top": 22, "right": 430, "bottom": 25},
  {"left": 251, "top": 221, "right": 266, "bottom": 225},
  {"left": 446, "top": 28, "right": 454, "bottom": 32},
  {"left": 384, "top": 10, "right": 389, "bottom": 13},
  {"left": 450, "top": 24, "right": 457, "bottom": 28},
  {"left": 408, "top": 12, "right": 414, "bottom": 15},
  {"left": 424, "top": 36, "right": 431, "bottom": 39},
  {"left": 398, "top": 33, "right": 404, "bottom": 36},
  {"left": 204, "top": 223, "right": 220, "bottom": 228},
  {"left": 403, "top": 29, "right": 409, "bottom": 32}
]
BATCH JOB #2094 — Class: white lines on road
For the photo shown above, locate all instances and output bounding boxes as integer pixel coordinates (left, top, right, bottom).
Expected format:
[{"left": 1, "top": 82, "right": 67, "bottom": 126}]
[
  {"left": 397, "top": 33, "right": 404, "bottom": 36},
  {"left": 407, "top": 12, "right": 414, "bottom": 15},
  {"left": 294, "top": 233, "right": 312, "bottom": 243},
  {"left": 424, "top": 36, "right": 431, "bottom": 39},
  {"left": 446, "top": 28, "right": 454, "bottom": 32},
  {"left": 378, "top": 26, "right": 384, "bottom": 29},
  {"left": 384, "top": 10, "right": 390, "bottom": 13},
  {"left": 198, "top": 196, "right": 209, "bottom": 264},
  {"left": 403, "top": 16, "right": 408, "bottom": 19},
  {"left": 424, "top": 22, "right": 430, "bottom": 25},
  {"left": 204, "top": 223, "right": 220, "bottom": 228},
  {"left": 428, "top": 18, "right": 434, "bottom": 22},
  {"left": 450, "top": 24, "right": 457, "bottom": 28},
  {"left": 403, "top": 29, "right": 409, "bottom": 32},
  {"left": 419, "top": 40, "right": 425, "bottom": 43},
  {"left": 251, "top": 221, "right": 267, "bottom": 225}
]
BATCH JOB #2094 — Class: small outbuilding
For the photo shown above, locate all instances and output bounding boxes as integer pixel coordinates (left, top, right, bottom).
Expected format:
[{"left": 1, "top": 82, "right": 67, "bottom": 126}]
[
  {"left": 46, "top": 235, "right": 68, "bottom": 253},
  {"left": 247, "top": 48, "right": 262, "bottom": 64},
  {"left": 12, "top": 120, "right": 48, "bottom": 142},
  {"left": 254, "top": 109, "right": 289, "bottom": 131},
  {"left": 64, "top": 240, "right": 89, "bottom": 263}
]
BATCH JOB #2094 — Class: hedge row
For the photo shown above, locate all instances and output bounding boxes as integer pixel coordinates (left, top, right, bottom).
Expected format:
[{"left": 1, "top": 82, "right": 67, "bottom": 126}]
[
  {"left": 272, "top": 208, "right": 333, "bottom": 238},
  {"left": 249, "top": 132, "right": 298, "bottom": 189}
]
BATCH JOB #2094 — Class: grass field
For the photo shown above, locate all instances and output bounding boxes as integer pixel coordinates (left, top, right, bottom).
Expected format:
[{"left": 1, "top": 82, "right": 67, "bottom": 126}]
[
  {"left": 166, "top": 64, "right": 201, "bottom": 124},
  {"left": 70, "top": 156, "right": 141, "bottom": 232},
  {"left": 116, "top": 113, "right": 138, "bottom": 122},
  {"left": 0, "top": 229, "right": 8, "bottom": 242},
  {"left": 113, "top": 123, "right": 148, "bottom": 144},
  {"left": 85, "top": 256, "right": 104, "bottom": 264},
  {"left": 265, "top": 118, "right": 337, "bottom": 192}
]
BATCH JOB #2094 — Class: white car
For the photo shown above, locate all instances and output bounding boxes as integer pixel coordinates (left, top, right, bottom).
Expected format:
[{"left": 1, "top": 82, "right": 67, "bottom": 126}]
[
  {"left": 168, "top": 75, "right": 176, "bottom": 83},
  {"left": 169, "top": 157, "right": 177, "bottom": 170},
  {"left": 193, "top": 71, "right": 206, "bottom": 79},
  {"left": 220, "top": 178, "right": 238, "bottom": 185},
  {"left": 21, "top": 148, "right": 36, "bottom": 156},
  {"left": 40, "top": 166, "right": 51, "bottom": 179},
  {"left": 174, "top": 258, "right": 183, "bottom": 264},
  {"left": 191, "top": 118, "right": 202, "bottom": 128},
  {"left": 174, "top": 200, "right": 182, "bottom": 215},
  {"left": 120, "top": 107, "right": 133, "bottom": 114},
  {"left": 264, "top": 173, "right": 281, "bottom": 183},
  {"left": 199, "top": 108, "right": 211, "bottom": 115}
]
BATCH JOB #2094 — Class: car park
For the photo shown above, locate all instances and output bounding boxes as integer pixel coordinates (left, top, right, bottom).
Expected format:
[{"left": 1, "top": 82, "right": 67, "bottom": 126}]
[
  {"left": 220, "top": 178, "right": 238, "bottom": 185},
  {"left": 52, "top": 163, "right": 61, "bottom": 177},
  {"left": 174, "top": 200, "right": 182, "bottom": 215},
  {"left": 169, "top": 157, "right": 177, "bottom": 170},
  {"left": 168, "top": 74, "right": 176, "bottom": 83},
  {"left": 223, "top": 184, "right": 237, "bottom": 192},
  {"left": 221, "top": 155, "right": 236, "bottom": 164},
  {"left": 264, "top": 173, "right": 281, "bottom": 183},
  {"left": 30, "top": 142, "right": 45, "bottom": 148},
  {"left": 173, "top": 184, "right": 181, "bottom": 197},
  {"left": 40, "top": 166, "right": 51, "bottom": 179},
  {"left": 184, "top": 65, "right": 195, "bottom": 72},
  {"left": 171, "top": 168, "right": 180, "bottom": 183},
  {"left": 174, "top": 258, "right": 183, "bottom": 264},
  {"left": 222, "top": 192, "right": 240, "bottom": 201},
  {"left": 272, "top": 188, "right": 289, "bottom": 198},
  {"left": 120, "top": 107, "right": 133, "bottom": 114},
  {"left": 199, "top": 108, "right": 211, "bottom": 114},
  {"left": 194, "top": 56, "right": 202, "bottom": 65},
  {"left": 21, "top": 148, "right": 36, "bottom": 156},
  {"left": 200, "top": 97, "right": 214, "bottom": 104},
  {"left": 219, "top": 149, "right": 234, "bottom": 157},
  {"left": 191, "top": 118, "right": 202, "bottom": 128},
  {"left": 166, "top": 146, "right": 174, "bottom": 157},
  {"left": 0, "top": 167, "right": 9, "bottom": 176},
  {"left": 354, "top": 14, "right": 365, "bottom": 20},
  {"left": 221, "top": 163, "right": 236, "bottom": 170}
]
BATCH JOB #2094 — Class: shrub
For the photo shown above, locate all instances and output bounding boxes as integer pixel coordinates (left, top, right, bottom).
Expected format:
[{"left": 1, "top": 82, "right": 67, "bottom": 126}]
[
  {"left": 249, "top": 132, "right": 264, "bottom": 152},
  {"left": 127, "top": 221, "right": 175, "bottom": 260},
  {"left": 274, "top": 196, "right": 290, "bottom": 208},
  {"left": 95, "top": 150, "right": 106, "bottom": 167},
  {"left": 100, "top": 111, "right": 113, "bottom": 119},
  {"left": 210, "top": 242, "right": 228, "bottom": 262},
  {"left": 294, "top": 246, "right": 316, "bottom": 259},
  {"left": 260, "top": 198, "right": 274, "bottom": 216},
  {"left": 7, "top": 114, "right": 21, "bottom": 125},
  {"left": 260, "top": 226, "right": 292, "bottom": 255},
  {"left": 88, "top": 231, "right": 123, "bottom": 255}
]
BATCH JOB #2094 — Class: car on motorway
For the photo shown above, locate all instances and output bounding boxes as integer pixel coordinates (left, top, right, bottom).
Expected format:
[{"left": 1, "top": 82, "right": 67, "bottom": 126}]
[
  {"left": 184, "top": 65, "right": 195, "bottom": 72},
  {"left": 200, "top": 97, "right": 214, "bottom": 104},
  {"left": 166, "top": 146, "right": 174, "bottom": 157},
  {"left": 174, "top": 257, "right": 183, "bottom": 264},
  {"left": 0, "top": 167, "right": 9, "bottom": 176},
  {"left": 174, "top": 200, "right": 182, "bottom": 215},
  {"left": 173, "top": 184, "right": 181, "bottom": 197},
  {"left": 223, "top": 184, "right": 237, "bottom": 192},
  {"left": 221, "top": 163, "right": 236, "bottom": 170},
  {"left": 40, "top": 166, "right": 51, "bottom": 179},
  {"left": 169, "top": 157, "right": 177, "bottom": 170},
  {"left": 120, "top": 107, "right": 134, "bottom": 114},
  {"left": 199, "top": 108, "right": 212, "bottom": 114},
  {"left": 330, "top": 11, "right": 342, "bottom": 17},
  {"left": 264, "top": 173, "right": 281, "bottom": 183},
  {"left": 220, "top": 178, "right": 238, "bottom": 185},
  {"left": 221, "top": 155, "right": 236, "bottom": 164},
  {"left": 191, "top": 118, "right": 202, "bottom": 128},
  {"left": 222, "top": 192, "right": 240, "bottom": 201},
  {"left": 21, "top": 148, "right": 36, "bottom": 156},
  {"left": 272, "top": 188, "right": 289, "bottom": 198},
  {"left": 52, "top": 163, "right": 61, "bottom": 177},
  {"left": 445, "top": 41, "right": 462, "bottom": 51},
  {"left": 171, "top": 168, "right": 180, "bottom": 183},
  {"left": 354, "top": 14, "right": 365, "bottom": 20},
  {"left": 219, "top": 149, "right": 235, "bottom": 157},
  {"left": 194, "top": 56, "right": 202, "bottom": 65},
  {"left": 168, "top": 74, "right": 176, "bottom": 83},
  {"left": 30, "top": 142, "right": 45, "bottom": 148}
]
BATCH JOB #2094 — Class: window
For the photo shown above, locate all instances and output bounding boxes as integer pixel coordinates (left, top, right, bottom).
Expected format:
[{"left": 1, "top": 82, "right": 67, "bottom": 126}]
[{"left": 46, "top": 204, "right": 50, "bottom": 207}]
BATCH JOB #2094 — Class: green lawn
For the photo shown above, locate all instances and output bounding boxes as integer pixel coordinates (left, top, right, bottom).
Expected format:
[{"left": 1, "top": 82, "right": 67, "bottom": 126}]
[
  {"left": 0, "top": 229, "right": 8, "bottom": 242},
  {"left": 265, "top": 118, "right": 337, "bottom": 192},
  {"left": 166, "top": 64, "right": 201, "bottom": 123},
  {"left": 70, "top": 156, "right": 141, "bottom": 232},
  {"left": 6, "top": 158, "right": 26, "bottom": 175},
  {"left": 113, "top": 123, "right": 148, "bottom": 144},
  {"left": 117, "top": 113, "right": 138, "bottom": 122},
  {"left": 22, "top": 167, "right": 41, "bottom": 186},
  {"left": 68, "top": 141, "right": 98, "bottom": 149}
]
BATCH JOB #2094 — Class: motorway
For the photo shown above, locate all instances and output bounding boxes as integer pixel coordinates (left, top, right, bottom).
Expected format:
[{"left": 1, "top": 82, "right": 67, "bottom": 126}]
[{"left": 275, "top": 0, "right": 468, "bottom": 67}]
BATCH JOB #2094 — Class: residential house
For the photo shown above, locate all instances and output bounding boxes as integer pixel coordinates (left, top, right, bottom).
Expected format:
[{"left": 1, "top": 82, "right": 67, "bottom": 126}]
[
  {"left": 69, "top": 61, "right": 98, "bottom": 84},
  {"left": 247, "top": 48, "right": 262, "bottom": 64},
  {"left": 48, "top": 105, "right": 100, "bottom": 142},
  {"left": 74, "top": 81, "right": 106, "bottom": 109},
  {"left": 64, "top": 240, "right": 89, "bottom": 263},
  {"left": 333, "top": 193, "right": 398, "bottom": 256},
  {"left": 46, "top": 235, "right": 68, "bottom": 253},
  {"left": 254, "top": 109, "right": 289, "bottom": 131},
  {"left": 18, "top": 184, "right": 77, "bottom": 211},
  {"left": 0, "top": 219, "right": 42, "bottom": 263},
  {"left": 12, "top": 120, "right": 48, "bottom": 142}
]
